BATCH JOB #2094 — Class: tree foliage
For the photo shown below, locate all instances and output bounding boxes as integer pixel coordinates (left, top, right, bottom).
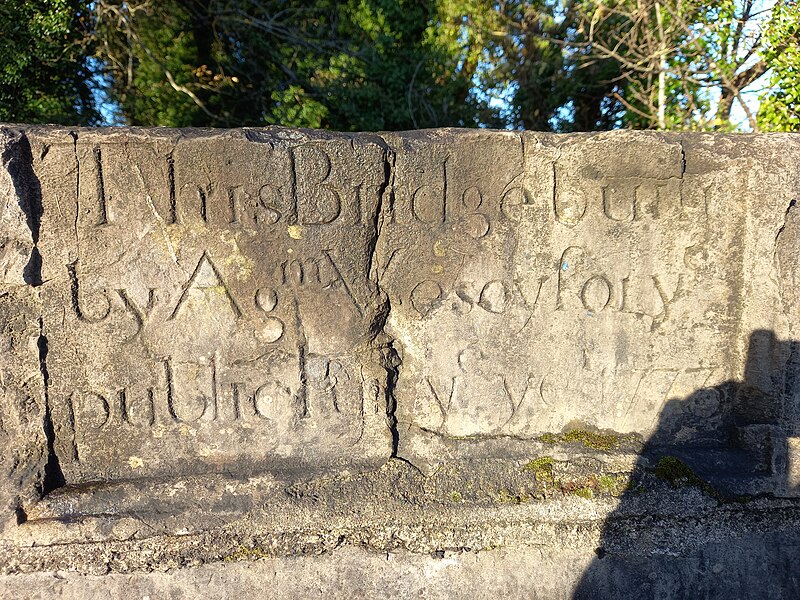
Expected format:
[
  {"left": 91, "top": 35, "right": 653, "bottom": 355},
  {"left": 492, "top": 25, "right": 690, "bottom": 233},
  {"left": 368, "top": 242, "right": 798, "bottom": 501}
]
[
  {"left": 488, "top": 0, "right": 773, "bottom": 131},
  {"left": 93, "top": 0, "right": 484, "bottom": 129},
  {"left": 483, "top": 1, "right": 625, "bottom": 131},
  {"left": 758, "top": 1, "right": 800, "bottom": 131},
  {"left": 0, "top": 0, "right": 98, "bottom": 125},
  {"left": 0, "top": 0, "right": 797, "bottom": 131}
]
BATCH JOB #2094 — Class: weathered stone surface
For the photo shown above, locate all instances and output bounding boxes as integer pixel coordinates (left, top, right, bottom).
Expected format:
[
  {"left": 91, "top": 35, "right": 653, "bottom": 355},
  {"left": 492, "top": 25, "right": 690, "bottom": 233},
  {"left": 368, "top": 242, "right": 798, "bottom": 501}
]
[
  {"left": 0, "top": 129, "right": 46, "bottom": 533},
  {"left": 379, "top": 131, "right": 800, "bottom": 472},
  {"left": 29, "top": 127, "right": 393, "bottom": 483},
  {"left": 4, "top": 539, "right": 800, "bottom": 600},
  {"left": 1, "top": 127, "right": 800, "bottom": 597}
]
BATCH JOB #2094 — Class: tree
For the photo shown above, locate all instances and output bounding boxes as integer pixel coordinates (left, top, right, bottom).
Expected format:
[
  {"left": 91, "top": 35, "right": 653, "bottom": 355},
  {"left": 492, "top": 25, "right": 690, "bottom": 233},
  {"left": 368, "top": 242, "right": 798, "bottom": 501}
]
[
  {"left": 0, "top": 0, "right": 98, "bottom": 125},
  {"left": 2, "top": 0, "right": 797, "bottom": 132},
  {"left": 486, "top": 0, "right": 624, "bottom": 131},
  {"left": 479, "top": 0, "right": 779, "bottom": 131},
  {"left": 758, "top": 1, "right": 800, "bottom": 131},
  {"left": 574, "top": 0, "right": 771, "bottom": 130},
  {"left": 93, "top": 0, "right": 486, "bottom": 129}
]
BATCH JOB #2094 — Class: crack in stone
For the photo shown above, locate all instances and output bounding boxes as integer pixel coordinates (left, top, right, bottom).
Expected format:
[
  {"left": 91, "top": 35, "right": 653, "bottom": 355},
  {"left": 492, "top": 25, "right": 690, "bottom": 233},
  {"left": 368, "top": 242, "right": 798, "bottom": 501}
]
[
  {"left": 371, "top": 136, "right": 400, "bottom": 456},
  {"left": 775, "top": 198, "right": 796, "bottom": 255},
  {"left": 679, "top": 139, "right": 686, "bottom": 177},
  {"left": 37, "top": 318, "right": 65, "bottom": 496},
  {"left": 1, "top": 130, "right": 64, "bottom": 503},
  {"left": 774, "top": 197, "right": 798, "bottom": 316},
  {"left": 70, "top": 131, "right": 80, "bottom": 258},
  {"left": 3, "top": 131, "right": 43, "bottom": 287}
]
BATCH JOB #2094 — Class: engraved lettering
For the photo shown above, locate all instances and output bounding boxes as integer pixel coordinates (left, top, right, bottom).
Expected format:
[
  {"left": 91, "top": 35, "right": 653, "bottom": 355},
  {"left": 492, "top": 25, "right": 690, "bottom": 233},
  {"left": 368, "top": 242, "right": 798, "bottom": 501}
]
[
  {"left": 411, "top": 280, "right": 444, "bottom": 316},
  {"left": 463, "top": 213, "right": 490, "bottom": 238},
  {"left": 66, "top": 394, "right": 79, "bottom": 461},
  {"left": 292, "top": 297, "right": 309, "bottom": 418},
  {"left": 117, "top": 388, "right": 129, "bottom": 423},
  {"left": 602, "top": 183, "right": 637, "bottom": 221},
  {"left": 197, "top": 185, "right": 208, "bottom": 223},
  {"left": 651, "top": 274, "right": 683, "bottom": 328},
  {"left": 554, "top": 171, "right": 586, "bottom": 225},
  {"left": 118, "top": 387, "right": 155, "bottom": 426},
  {"left": 167, "top": 153, "right": 176, "bottom": 224},
  {"left": 261, "top": 316, "right": 284, "bottom": 343},
  {"left": 163, "top": 357, "right": 215, "bottom": 423},
  {"left": 253, "top": 381, "right": 297, "bottom": 421},
  {"left": 230, "top": 382, "right": 244, "bottom": 420},
  {"left": 169, "top": 252, "right": 242, "bottom": 320},
  {"left": 410, "top": 160, "right": 447, "bottom": 224},
  {"left": 619, "top": 276, "right": 630, "bottom": 312},
  {"left": 73, "top": 390, "right": 111, "bottom": 429},
  {"left": 116, "top": 288, "right": 157, "bottom": 341},
  {"left": 256, "top": 184, "right": 282, "bottom": 225},
  {"left": 280, "top": 258, "right": 321, "bottom": 286},
  {"left": 478, "top": 280, "right": 508, "bottom": 314},
  {"left": 323, "top": 250, "right": 364, "bottom": 317},
  {"left": 581, "top": 275, "right": 612, "bottom": 312},
  {"left": 555, "top": 246, "right": 585, "bottom": 310},
  {"left": 294, "top": 146, "right": 342, "bottom": 225},
  {"left": 499, "top": 183, "right": 529, "bottom": 222},
  {"left": 254, "top": 287, "right": 286, "bottom": 342},
  {"left": 93, "top": 146, "right": 109, "bottom": 225},
  {"left": 255, "top": 288, "right": 278, "bottom": 312},
  {"left": 68, "top": 260, "right": 111, "bottom": 323},
  {"left": 227, "top": 186, "right": 242, "bottom": 224},
  {"left": 462, "top": 186, "right": 482, "bottom": 211},
  {"left": 425, "top": 375, "right": 456, "bottom": 426}
]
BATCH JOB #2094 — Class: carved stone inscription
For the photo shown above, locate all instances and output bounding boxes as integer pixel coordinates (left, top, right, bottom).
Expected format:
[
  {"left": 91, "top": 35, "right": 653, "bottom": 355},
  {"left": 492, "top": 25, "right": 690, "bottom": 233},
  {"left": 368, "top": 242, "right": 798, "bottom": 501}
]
[
  {"left": 379, "top": 131, "right": 745, "bottom": 442},
  {"left": 8, "top": 127, "right": 800, "bottom": 487},
  {"left": 33, "top": 129, "right": 392, "bottom": 481}
]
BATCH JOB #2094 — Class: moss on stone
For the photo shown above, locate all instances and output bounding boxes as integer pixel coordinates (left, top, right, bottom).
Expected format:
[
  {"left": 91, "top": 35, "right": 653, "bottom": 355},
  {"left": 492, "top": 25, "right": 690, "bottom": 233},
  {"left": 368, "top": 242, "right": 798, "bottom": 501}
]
[
  {"left": 494, "top": 488, "right": 531, "bottom": 504},
  {"left": 561, "top": 429, "right": 621, "bottom": 451},
  {"left": 523, "top": 456, "right": 555, "bottom": 483},
  {"left": 224, "top": 545, "right": 272, "bottom": 562},
  {"left": 539, "top": 433, "right": 560, "bottom": 445},
  {"left": 572, "top": 487, "right": 594, "bottom": 499},
  {"left": 537, "top": 429, "right": 625, "bottom": 451},
  {"left": 655, "top": 456, "right": 719, "bottom": 498},
  {"left": 597, "top": 473, "right": 629, "bottom": 495}
]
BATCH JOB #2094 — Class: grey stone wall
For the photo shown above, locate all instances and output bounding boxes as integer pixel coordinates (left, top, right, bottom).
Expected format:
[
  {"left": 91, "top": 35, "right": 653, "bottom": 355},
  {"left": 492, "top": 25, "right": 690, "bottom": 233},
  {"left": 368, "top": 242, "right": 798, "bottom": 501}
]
[{"left": 1, "top": 126, "right": 800, "bottom": 597}]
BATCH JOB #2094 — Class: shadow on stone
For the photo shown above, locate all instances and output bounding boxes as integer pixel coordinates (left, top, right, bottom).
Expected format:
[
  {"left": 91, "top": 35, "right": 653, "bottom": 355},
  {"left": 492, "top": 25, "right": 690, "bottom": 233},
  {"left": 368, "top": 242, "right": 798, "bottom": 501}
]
[
  {"left": 2, "top": 133, "right": 43, "bottom": 287},
  {"left": 573, "top": 329, "right": 800, "bottom": 598},
  {"left": 2, "top": 133, "right": 65, "bottom": 498}
]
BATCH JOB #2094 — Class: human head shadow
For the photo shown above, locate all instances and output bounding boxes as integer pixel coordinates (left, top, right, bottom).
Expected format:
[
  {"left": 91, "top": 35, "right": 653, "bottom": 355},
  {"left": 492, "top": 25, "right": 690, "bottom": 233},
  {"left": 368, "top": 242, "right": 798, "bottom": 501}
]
[{"left": 572, "top": 330, "right": 800, "bottom": 599}]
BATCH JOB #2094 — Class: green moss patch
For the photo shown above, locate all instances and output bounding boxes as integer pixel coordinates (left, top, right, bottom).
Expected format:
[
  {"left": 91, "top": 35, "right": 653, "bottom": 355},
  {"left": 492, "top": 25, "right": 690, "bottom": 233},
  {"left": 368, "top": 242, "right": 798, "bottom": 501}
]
[
  {"left": 654, "top": 456, "right": 719, "bottom": 498},
  {"left": 493, "top": 488, "right": 531, "bottom": 504},
  {"left": 538, "top": 429, "right": 627, "bottom": 451},
  {"left": 224, "top": 546, "right": 272, "bottom": 561},
  {"left": 523, "top": 456, "right": 555, "bottom": 483},
  {"left": 571, "top": 487, "right": 594, "bottom": 499}
]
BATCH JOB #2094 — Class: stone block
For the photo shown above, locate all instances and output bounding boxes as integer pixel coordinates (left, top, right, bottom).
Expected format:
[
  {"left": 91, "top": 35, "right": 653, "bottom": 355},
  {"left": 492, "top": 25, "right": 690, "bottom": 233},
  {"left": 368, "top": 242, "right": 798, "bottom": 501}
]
[{"left": 28, "top": 128, "right": 394, "bottom": 484}]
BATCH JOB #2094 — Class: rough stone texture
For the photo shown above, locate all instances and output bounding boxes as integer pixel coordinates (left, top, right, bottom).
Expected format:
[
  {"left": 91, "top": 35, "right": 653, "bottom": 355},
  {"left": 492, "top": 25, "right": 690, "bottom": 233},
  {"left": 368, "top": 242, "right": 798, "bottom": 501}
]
[
  {"left": 379, "top": 131, "right": 800, "bottom": 472},
  {"left": 4, "top": 540, "right": 800, "bottom": 600},
  {"left": 1, "top": 126, "right": 800, "bottom": 597},
  {"left": 32, "top": 128, "right": 393, "bottom": 483},
  {"left": 0, "top": 129, "right": 46, "bottom": 534}
]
